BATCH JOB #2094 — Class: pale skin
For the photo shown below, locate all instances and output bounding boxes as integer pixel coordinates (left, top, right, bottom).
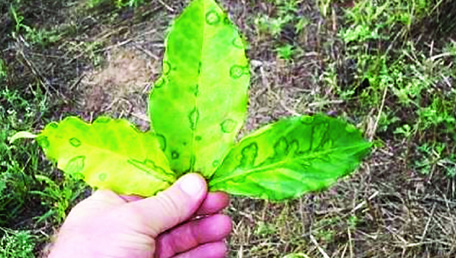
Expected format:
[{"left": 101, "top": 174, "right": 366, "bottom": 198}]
[{"left": 49, "top": 174, "right": 232, "bottom": 258}]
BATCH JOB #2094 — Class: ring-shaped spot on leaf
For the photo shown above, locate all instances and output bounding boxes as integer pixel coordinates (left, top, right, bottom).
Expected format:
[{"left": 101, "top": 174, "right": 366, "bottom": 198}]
[
  {"left": 188, "top": 108, "right": 200, "bottom": 131},
  {"left": 171, "top": 151, "right": 180, "bottom": 159},
  {"left": 154, "top": 77, "right": 168, "bottom": 89},
  {"left": 98, "top": 172, "right": 108, "bottom": 182},
  {"left": 49, "top": 122, "right": 59, "bottom": 129},
  {"left": 163, "top": 61, "right": 172, "bottom": 75},
  {"left": 65, "top": 155, "right": 86, "bottom": 174},
  {"left": 156, "top": 133, "right": 167, "bottom": 151},
  {"left": 37, "top": 136, "right": 50, "bottom": 148},
  {"left": 220, "top": 119, "right": 237, "bottom": 133},
  {"left": 229, "top": 65, "right": 248, "bottom": 79},
  {"left": 69, "top": 137, "right": 82, "bottom": 147},
  {"left": 232, "top": 37, "right": 244, "bottom": 49},
  {"left": 205, "top": 10, "right": 221, "bottom": 25}
]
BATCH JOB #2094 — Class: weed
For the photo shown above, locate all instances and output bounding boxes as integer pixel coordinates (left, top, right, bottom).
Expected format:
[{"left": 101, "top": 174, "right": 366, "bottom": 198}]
[
  {"left": 316, "top": 0, "right": 332, "bottom": 17},
  {"left": 283, "top": 254, "right": 311, "bottom": 258},
  {"left": 347, "top": 215, "right": 359, "bottom": 229},
  {"left": 254, "top": 0, "right": 308, "bottom": 39},
  {"left": 88, "top": 0, "right": 145, "bottom": 8},
  {"left": 276, "top": 44, "right": 295, "bottom": 60},
  {"left": 394, "top": 124, "right": 412, "bottom": 138},
  {"left": 0, "top": 228, "right": 37, "bottom": 258},
  {"left": 10, "top": 5, "right": 61, "bottom": 47},
  {"left": 255, "top": 221, "right": 277, "bottom": 236},
  {"left": 255, "top": 14, "right": 292, "bottom": 37},
  {"left": 9, "top": 5, "right": 24, "bottom": 33},
  {"left": 0, "top": 59, "right": 6, "bottom": 80},
  {"left": 32, "top": 175, "right": 86, "bottom": 224},
  {"left": 0, "top": 85, "right": 86, "bottom": 228},
  {"left": 322, "top": 0, "right": 456, "bottom": 177}
]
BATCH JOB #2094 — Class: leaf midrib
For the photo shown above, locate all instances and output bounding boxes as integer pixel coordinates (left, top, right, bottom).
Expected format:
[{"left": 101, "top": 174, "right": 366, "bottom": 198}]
[
  {"left": 209, "top": 142, "right": 370, "bottom": 186},
  {"left": 190, "top": 0, "right": 207, "bottom": 172}
]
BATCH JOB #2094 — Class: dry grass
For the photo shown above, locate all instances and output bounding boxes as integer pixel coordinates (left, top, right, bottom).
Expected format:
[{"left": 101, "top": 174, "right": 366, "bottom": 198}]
[{"left": 2, "top": 0, "right": 456, "bottom": 257}]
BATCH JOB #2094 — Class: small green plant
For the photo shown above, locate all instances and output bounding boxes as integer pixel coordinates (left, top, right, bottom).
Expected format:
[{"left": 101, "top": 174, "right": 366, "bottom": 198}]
[
  {"left": 255, "top": 222, "right": 276, "bottom": 236},
  {"left": 88, "top": 0, "right": 144, "bottom": 8},
  {"left": 254, "top": 0, "right": 308, "bottom": 38},
  {"left": 1, "top": 84, "right": 86, "bottom": 232},
  {"left": 283, "top": 253, "right": 310, "bottom": 258},
  {"left": 0, "top": 228, "right": 37, "bottom": 258},
  {"left": 316, "top": 0, "right": 332, "bottom": 17},
  {"left": 13, "top": 0, "right": 371, "bottom": 201},
  {"left": 276, "top": 44, "right": 295, "bottom": 60},
  {"left": 9, "top": 5, "right": 25, "bottom": 33},
  {"left": 394, "top": 124, "right": 412, "bottom": 138},
  {"left": 30, "top": 175, "right": 85, "bottom": 224},
  {"left": 10, "top": 6, "right": 61, "bottom": 47},
  {"left": 0, "top": 59, "right": 6, "bottom": 80}
]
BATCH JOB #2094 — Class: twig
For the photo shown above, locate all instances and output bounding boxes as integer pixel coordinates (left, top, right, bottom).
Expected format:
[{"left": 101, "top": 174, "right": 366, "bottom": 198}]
[
  {"left": 308, "top": 99, "right": 344, "bottom": 107},
  {"left": 134, "top": 44, "right": 160, "bottom": 60},
  {"left": 340, "top": 243, "right": 348, "bottom": 258},
  {"left": 430, "top": 52, "right": 454, "bottom": 61},
  {"left": 369, "top": 85, "right": 388, "bottom": 141},
  {"left": 69, "top": 74, "right": 85, "bottom": 91},
  {"left": 348, "top": 227, "right": 354, "bottom": 258},
  {"left": 280, "top": 100, "right": 300, "bottom": 116},
  {"left": 18, "top": 49, "right": 61, "bottom": 97},
  {"left": 420, "top": 203, "right": 436, "bottom": 241},
  {"left": 310, "top": 234, "right": 330, "bottom": 258},
  {"left": 157, "top": 0, "right": 175, "bottom": 12},
  {"left": 351, "top": 191, "right": 379, "bottom": 213},
  {"left": 131, "top": 112, "right": 150, "bottom": 122}
]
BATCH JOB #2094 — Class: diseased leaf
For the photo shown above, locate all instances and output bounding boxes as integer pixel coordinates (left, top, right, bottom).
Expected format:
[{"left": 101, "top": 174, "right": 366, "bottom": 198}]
[
  {"left": 149, "top": 0, "right": 250, "bottom": 177},
  {"left": 38, "top": 116, "right": 175, "bottom": 197},
  {"left": 209, "top": 114, "right": 372, "bottom": 200}
]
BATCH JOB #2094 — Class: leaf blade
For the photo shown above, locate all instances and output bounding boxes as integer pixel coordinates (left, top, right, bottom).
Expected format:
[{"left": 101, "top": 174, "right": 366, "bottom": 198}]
[
  {"left": 149, "top": 0, "right": 250, "bottom": 177},
  {"left": 209, "top": 115, "right": 372, "bottom": 200},
  {"left": 9, "top": 131, "right": 38, "bottom": 143},
  {"left": 38, "top": 116, "right": 175, "bottom": 197}
]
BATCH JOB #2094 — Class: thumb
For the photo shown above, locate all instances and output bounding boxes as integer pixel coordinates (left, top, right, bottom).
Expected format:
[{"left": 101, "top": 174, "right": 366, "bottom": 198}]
[{"left": 128, "top": 173, "right": 207, "bottom": 236}]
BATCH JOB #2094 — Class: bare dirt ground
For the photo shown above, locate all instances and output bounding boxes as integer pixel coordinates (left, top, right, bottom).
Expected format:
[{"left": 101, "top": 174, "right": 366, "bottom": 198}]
[{"left": 2, "top": 0, "right": 456, "bottom": 257}]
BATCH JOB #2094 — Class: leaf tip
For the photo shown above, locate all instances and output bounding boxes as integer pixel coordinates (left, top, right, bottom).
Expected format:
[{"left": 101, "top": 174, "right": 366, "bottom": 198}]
[{"left": 9, "top": 131, "right": 38, "bottom": 144}]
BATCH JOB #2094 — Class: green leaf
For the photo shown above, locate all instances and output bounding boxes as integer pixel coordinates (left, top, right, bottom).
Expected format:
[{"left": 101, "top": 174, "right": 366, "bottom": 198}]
[
  {"left": 209, "top": 115, "right": 372, "bottom": 200},
  {"left": 149, "top": 0, "right": 250, "bottom": 178},
  {"left": 38, "top": 116, "right": 175, "bottom": 197},
  {"left": 9, "top": 131, "right": 37, "bottom": 143}
]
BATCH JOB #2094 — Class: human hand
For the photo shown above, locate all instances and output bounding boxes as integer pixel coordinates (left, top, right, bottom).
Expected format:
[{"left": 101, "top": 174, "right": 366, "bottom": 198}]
[{"left": 48, "top": 173, "right": 232, "bottom": 258}]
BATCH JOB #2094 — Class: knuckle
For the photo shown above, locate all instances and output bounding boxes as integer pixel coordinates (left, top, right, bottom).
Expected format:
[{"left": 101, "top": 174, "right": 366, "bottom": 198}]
[{"left": 155, "top": 191, "right": 184, "bottom": 223}]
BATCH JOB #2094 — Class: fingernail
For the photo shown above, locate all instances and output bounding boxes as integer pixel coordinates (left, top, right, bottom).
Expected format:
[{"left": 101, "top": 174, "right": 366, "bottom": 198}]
[{"left": 179, "top": 174, "right": 204, "bottom": 196}]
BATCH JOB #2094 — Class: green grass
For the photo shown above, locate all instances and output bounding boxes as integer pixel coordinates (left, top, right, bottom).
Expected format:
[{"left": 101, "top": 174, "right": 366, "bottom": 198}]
[
  {"left": 323, "top": 0, "right": 456, "bottom": 176},
  {"left": 10, "top": 5, "right": 62, "bottom": 47},
  {"left": 0, "top": 86, "right": 86, "bottom": 230},
  {"left": 88, "top": 0, "right": 145, "bottom": 8},
  {"left": 0, "top": 0, "right": 91, "bottom": 254},
  {"left": 0, "top": 228, "right": 37, "bottom": 258}
]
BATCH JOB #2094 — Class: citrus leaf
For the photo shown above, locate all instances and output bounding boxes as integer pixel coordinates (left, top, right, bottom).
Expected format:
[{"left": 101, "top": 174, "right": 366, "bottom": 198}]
[
  {"left": 38, "top": 116, "right": 175, "bottom": 197},
  {"left": 149, "top": 0, "right": 250, "bottom": 177},
  {"left": 209, "top": 115, "right": 372, "bottom": 200}
]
